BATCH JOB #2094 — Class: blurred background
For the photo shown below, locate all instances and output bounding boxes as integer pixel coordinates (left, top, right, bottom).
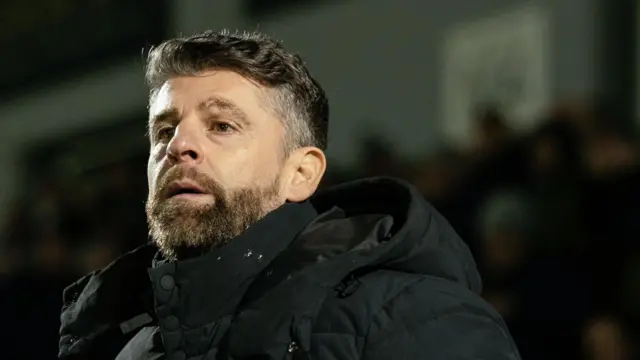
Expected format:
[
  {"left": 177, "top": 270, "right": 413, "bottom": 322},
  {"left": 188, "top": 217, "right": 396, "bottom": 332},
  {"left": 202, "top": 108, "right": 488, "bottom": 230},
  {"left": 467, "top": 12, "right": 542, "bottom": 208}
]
[{"left": 1, "top": 0, "right": 639, "bottom": 359}]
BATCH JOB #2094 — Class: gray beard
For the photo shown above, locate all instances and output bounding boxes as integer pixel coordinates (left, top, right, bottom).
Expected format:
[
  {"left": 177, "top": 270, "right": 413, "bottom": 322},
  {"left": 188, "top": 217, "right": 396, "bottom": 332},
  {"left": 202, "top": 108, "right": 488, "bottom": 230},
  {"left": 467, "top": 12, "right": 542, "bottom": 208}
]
[{"left": 145, "top": 168, "right": 281, "bottom": 261}]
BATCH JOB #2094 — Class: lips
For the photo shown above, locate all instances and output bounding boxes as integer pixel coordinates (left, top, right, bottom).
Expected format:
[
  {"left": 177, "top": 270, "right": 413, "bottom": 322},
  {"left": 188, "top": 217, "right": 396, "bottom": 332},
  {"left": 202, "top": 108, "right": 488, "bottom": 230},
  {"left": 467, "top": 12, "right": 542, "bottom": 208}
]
[{"left": 166, "top": 181, "right": 208, "bottom": 198}]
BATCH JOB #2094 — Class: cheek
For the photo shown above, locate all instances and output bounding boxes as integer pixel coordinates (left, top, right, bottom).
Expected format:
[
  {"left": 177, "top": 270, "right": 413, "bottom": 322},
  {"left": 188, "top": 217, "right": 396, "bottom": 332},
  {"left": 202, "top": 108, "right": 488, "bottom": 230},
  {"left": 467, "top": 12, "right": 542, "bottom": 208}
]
[
  {"left": 147, "top": 162, "right": 153, "bottom": 189},
  {"left": 252, "top": 153, "right": 285, "bottom": 183},
  {"left": 204, "top": 135, "right": 284, "bottom": 188},
  {"left": 146, "top": 161, "right": 156, "bottom": 192},
  {"left": 147, "top": 146, "right": 164, "bottom": 190},
  {"left": 210, "top": 154, "right": 278, "bottom": 189}
]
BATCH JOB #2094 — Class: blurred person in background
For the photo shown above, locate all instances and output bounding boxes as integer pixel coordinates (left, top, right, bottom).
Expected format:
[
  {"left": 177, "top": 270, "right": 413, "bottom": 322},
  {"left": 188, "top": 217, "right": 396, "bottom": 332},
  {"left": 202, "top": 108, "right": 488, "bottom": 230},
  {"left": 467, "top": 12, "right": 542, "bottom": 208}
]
[
  {"left": 476, "top": 189, "right": 590, "bottom": 360},
  {"left": 471, "top": 102, "right": 514, "bottom": 158},
  {"left": 576, "top": 101, "right": 640, "bottom": 320},
  {"left": 358, "top": 134, "right": 407, "bottom": 178},
  {"left": 582, "top": 316, "right": 632, "bottom": 360},
  {"left": 526, "top": 119, "right": 588, "bottom": 257},
  {"left": 58, "top": 30, "right": 520, "bottom": 359}
]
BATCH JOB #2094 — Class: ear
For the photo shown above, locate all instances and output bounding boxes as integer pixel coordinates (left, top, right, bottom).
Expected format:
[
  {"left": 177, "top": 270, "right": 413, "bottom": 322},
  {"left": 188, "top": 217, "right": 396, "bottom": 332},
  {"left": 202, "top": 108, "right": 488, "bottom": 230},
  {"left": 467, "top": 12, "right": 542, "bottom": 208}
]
[{"left": 283, "top": 147, "right": 326, "bottom": 202}]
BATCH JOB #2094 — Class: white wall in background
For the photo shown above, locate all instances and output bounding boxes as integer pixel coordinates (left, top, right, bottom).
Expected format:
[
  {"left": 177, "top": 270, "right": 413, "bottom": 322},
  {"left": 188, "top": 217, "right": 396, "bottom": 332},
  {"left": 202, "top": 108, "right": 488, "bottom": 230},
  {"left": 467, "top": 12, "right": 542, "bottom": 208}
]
[
  {"left": 441, "top": 5, "right": 550, "bottom": 146},
  {"left": 243, "top": 0, "right": 596, "bottom": 159}
]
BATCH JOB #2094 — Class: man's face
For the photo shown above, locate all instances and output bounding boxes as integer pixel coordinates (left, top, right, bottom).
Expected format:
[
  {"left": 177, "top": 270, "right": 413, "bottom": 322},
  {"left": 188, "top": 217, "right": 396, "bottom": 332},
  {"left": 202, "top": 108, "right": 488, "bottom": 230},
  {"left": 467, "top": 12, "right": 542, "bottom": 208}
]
[{"left": 146, "top": 70, "right": 288, "bottom": 260}]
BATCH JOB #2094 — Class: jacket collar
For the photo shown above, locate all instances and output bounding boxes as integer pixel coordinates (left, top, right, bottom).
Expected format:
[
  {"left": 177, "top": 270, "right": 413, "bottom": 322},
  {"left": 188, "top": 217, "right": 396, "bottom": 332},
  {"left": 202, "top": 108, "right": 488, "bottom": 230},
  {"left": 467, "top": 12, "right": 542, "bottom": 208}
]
[{"left": 147, "top": 201, "right": 317, "bottom": 326}]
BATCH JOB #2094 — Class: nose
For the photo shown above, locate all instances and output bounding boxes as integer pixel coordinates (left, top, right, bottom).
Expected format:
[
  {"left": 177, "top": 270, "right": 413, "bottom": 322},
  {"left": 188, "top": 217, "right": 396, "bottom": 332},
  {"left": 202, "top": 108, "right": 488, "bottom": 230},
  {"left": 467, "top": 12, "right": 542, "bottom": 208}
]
[{"left": 166, "top": 123, "right": 204, "bottom": 165}]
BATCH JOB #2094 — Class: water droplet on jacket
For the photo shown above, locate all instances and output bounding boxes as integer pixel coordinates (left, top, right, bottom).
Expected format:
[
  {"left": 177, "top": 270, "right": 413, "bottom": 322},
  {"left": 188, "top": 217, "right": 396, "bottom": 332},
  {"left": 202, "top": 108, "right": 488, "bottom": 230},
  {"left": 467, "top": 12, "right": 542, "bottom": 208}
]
[
  {"left": 245, "top": 249, "right": 253, "bottom": 258},
  {"left": 217, "top": 256, "right": 222, "bottom": 261},
  {"left": 257, "top": 254, "right": 263, "bottom": 261},
  {"left": 287, "top": 341, "right": 299, "bottom": 353},
  {"left": 266, "top": 269, "right": 273, "bottom": 277}
]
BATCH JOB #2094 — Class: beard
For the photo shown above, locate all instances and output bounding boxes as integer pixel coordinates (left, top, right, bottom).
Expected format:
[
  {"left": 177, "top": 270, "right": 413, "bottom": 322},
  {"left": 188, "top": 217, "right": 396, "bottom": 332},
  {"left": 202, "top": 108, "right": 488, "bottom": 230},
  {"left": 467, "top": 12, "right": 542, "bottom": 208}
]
[{"left": 145, "top": 166, "right": 281, "bottom": 261}]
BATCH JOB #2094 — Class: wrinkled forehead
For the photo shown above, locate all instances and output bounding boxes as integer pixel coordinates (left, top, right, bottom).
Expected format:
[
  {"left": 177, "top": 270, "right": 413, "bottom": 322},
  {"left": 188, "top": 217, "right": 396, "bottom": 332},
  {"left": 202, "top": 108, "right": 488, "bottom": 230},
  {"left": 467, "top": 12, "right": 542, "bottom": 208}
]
[{"left": 148, "top": 71, "right": 273, "bottom": 117}]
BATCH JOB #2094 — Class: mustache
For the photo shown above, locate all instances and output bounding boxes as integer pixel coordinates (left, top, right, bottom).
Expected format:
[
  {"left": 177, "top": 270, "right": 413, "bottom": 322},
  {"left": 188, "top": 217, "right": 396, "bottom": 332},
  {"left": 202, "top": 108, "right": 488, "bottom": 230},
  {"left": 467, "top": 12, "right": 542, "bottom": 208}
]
[{"left": 157, "top": 166, "right": 221, "bottom": 200}]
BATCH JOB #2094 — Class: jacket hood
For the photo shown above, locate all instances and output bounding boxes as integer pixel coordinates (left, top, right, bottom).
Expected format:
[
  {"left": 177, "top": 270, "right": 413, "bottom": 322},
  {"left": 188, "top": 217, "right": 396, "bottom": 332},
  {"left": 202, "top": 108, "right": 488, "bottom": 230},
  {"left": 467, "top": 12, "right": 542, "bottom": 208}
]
[{"left": 309, "top": 177, "right": 482, "bottom": 294}]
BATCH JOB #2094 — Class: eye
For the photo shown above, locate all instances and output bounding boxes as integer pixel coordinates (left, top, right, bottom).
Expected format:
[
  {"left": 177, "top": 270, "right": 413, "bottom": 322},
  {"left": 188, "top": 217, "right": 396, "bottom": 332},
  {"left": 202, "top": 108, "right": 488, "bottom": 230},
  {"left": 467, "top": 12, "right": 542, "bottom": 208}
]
[
  {"left": 155, "top": 126, "right": 174, "bottom": 141},
  {"left": 212, "top": 122, "right": 234, "bottom": 133}
]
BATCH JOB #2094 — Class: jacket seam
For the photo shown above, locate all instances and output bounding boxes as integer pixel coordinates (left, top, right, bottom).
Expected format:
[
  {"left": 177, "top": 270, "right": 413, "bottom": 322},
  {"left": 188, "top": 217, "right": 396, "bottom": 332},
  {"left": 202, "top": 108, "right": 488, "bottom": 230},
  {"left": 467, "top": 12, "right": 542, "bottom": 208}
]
[
  {"left": 362, "top": 274, "right": 425, "bottom": 341},
  {"left": 362, "top": 277, "right": 519, "bottom": 358}
]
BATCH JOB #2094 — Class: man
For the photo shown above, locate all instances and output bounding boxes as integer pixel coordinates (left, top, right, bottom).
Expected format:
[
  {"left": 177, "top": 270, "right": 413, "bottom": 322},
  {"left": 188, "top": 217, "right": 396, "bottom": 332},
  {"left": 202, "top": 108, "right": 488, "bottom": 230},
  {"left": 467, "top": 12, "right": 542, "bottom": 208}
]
[{"left": 58, "top": 30, "right": 520, "bottom": 360}]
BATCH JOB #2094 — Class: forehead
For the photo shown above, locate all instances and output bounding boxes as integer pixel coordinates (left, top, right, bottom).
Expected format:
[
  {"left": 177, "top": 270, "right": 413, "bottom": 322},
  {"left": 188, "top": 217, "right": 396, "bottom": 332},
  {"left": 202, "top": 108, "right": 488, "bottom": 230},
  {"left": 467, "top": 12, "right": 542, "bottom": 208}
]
[{"left": 149, "top": 70, "right": 267, "bottom": 117}]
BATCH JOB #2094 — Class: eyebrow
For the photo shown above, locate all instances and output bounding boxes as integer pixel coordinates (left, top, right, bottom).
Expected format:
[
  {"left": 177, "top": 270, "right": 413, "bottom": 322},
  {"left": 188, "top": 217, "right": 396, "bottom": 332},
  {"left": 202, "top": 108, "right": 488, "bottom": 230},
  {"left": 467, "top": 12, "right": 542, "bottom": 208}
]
[
  {"left": 148, "top": 108, "right": 180, "bottom": 132},
  {"left": 199, "top": 96, "right": 250, "bottom": 126},
  {"left": 148, "top": 96, "right": 250, "bottom": 131}
]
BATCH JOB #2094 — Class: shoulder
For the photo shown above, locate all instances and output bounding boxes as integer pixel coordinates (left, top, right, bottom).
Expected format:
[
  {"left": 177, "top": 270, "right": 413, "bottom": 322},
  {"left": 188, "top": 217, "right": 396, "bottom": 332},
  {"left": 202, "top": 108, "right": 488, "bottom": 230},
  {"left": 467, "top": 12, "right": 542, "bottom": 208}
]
[
  {"left": 62, "top": 244, "right": 156, "bottom": 311},
  {"left": 59, "top": 244, "right": 156, "bottom": 359},
  {"left": 364, "top": 271, "right": 506, "bottom": 333},
  {"left": 315, "top": 269, "right": 493, "bottom": 331},
  {"left": 313, "top": 270, "right": 520, "bottom": 359}
]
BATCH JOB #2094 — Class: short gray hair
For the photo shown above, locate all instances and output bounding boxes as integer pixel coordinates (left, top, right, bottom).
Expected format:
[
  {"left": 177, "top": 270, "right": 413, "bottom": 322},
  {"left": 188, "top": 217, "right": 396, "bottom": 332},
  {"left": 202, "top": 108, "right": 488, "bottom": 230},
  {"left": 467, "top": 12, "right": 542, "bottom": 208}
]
[{"left": 145, "top": 30, "right": 329, "bottom": 152}]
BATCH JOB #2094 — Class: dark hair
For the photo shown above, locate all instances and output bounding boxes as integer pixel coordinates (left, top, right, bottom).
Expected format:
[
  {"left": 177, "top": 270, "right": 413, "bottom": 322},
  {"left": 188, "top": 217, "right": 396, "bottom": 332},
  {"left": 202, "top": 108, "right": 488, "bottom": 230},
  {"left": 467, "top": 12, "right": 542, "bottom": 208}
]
[{"left": 145, "top": 30, "right": 329, "bottom": 151}]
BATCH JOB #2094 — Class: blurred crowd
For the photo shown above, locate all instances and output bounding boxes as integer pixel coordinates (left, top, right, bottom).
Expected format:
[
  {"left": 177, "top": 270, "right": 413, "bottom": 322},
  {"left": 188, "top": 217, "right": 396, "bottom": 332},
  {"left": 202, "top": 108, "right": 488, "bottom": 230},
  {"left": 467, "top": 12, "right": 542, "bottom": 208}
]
[{"left": 2, "top": 98, "right": 640, "bottom": 359}]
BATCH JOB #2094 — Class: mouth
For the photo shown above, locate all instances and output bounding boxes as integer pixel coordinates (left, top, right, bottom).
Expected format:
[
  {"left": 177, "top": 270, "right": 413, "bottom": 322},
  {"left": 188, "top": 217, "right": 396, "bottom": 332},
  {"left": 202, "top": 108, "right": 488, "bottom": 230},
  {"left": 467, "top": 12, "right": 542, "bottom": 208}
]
[{"left": 166, "top": 181, "right": 209, "bottom": 198}]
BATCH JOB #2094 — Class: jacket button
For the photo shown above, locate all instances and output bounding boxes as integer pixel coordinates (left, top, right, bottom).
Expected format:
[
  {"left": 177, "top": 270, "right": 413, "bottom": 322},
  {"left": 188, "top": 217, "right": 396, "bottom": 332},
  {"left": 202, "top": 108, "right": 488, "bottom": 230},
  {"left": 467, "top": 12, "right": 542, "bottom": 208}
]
[
  {"left": 169, "top": 351, "right": 186, "bottom": 360},
  {"left": 160, "top": 275, "right": 175, "bottom": 290},
  {"left": 164, "top": 315, "right": 180, "bottom": 331}
]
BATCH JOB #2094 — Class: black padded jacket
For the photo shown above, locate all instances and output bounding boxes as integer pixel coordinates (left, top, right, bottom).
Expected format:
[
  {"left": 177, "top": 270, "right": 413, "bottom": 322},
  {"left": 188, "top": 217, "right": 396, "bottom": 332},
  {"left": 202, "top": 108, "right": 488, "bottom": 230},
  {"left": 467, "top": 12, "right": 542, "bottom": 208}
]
[{"left": 58, "top": 177, "right": 521, "bottom": 360}]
